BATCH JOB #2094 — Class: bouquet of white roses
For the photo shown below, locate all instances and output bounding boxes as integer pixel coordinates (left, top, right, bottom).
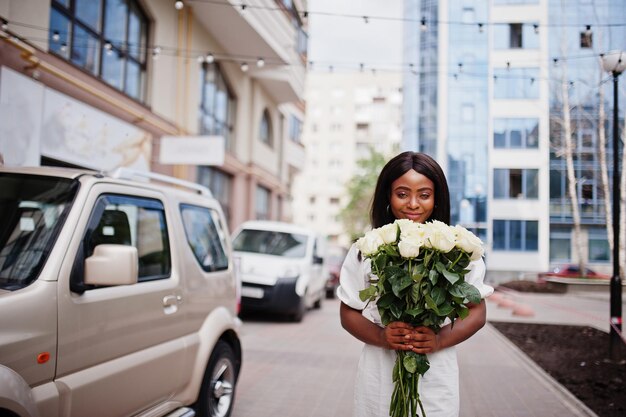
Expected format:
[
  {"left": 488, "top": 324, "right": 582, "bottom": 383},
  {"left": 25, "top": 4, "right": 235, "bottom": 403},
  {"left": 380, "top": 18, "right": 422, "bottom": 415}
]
[{"left": 356, "top": 219, "right": 484, "bottom": 417}]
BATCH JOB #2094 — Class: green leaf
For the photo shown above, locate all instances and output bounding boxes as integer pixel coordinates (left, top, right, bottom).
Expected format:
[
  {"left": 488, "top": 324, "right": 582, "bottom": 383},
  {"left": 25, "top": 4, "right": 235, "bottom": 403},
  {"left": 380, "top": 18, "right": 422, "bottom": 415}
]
[
  {"left": 437, "top": 302, "right": 455, "bottom": 316},
  {"left": 405, "top": 307, "right": 424, "bottom": 317},
  {"left": 377, "top": 292, "right": 397, "bottom": 308},
  {"left": 441, "top": 268, "right": 460, "bottom": 285},
  {"left": 390, "top": 303, "right": 403, "bottom": 319},
  {"left": 461, "top": 282, "right": 482, "bottom": 304},
  {"left": 403, "top": 354, "right": 418, "bottom": 374},
  {"left": 448, "top": 285, "right": 465, "bottom": 298},
  {"left": 359, "top": 285, "right": 378, "bottom": 302},
  {"left": 457, "top": 305, "right": 469, "bottom": 319},
  {"left": 372, "top": 253, "right": 388, "bottom": 275},
  {"left": 428, "top": 268, "right": 439, "bottom": 284},
  {"left": 410, "top": 283, "right": 421, "bottom": 303},
  {"left": 392, "top": 273, "right": 413, "bottom": 298},
  {"left": 380, "top": 310, "right": 392, "bottom": 326},
  {"left": 424, "top": 294, "right": 439, "bottom": 314},
  {"left": 414, "top": 352, "right": 431, "bottom": 375},
  {"left": 430, "top": 286, "right": 446, "bottom": 305}
]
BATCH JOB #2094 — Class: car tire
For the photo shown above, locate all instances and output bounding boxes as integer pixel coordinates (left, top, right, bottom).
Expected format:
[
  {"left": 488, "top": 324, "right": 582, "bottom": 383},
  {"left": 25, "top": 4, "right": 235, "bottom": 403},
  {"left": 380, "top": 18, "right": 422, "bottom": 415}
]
[
  {"left": 291, "top": 294, "right": 306, "bottom": 322},
  {"left": 196, "top": 341, "right": 237, "bottom": 417},
  {"left": 313, "top": 290, "right": 323, "bottom": 309},
  {"left": 326, "top": 287, "right": 336, "bottom": 299}
]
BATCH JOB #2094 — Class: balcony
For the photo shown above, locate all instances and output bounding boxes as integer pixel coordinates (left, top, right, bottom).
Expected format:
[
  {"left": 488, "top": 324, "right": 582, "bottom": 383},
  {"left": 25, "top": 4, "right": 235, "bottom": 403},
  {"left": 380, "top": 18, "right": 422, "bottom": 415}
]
[{"left": 193, "top": 0, "right": 306, "bottom": 103}]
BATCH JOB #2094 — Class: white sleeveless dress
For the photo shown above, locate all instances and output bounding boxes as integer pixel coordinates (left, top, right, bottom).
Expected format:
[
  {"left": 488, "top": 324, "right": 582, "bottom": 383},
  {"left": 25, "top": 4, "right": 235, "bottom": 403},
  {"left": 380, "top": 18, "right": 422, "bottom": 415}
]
[{"left": 337, "top": 244, "right": 493, "bottom": 417}]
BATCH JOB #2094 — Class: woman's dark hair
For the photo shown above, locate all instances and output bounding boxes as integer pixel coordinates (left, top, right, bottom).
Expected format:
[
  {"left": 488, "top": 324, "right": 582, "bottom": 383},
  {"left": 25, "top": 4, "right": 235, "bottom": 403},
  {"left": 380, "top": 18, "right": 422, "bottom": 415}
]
[{"left": 371, "top": 151, "right": 450, "bottom": 228}]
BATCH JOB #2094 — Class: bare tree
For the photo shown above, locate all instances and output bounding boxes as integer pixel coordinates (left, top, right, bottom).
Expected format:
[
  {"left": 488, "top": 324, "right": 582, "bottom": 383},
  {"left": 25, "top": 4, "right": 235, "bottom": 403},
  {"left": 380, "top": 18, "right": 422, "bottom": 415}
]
[{"left": 556, "top": 1, "right": 585, "bottom": 274}]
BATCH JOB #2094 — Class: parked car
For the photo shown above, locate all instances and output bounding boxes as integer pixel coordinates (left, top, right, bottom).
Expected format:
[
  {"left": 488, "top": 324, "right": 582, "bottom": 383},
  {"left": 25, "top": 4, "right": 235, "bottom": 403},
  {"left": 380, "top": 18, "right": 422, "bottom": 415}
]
[
  {"left": 232, "top": 221, "right": 327, "bottom": 322},
  {"left": 325, "top": 245, "right": 348, "bottom": 299},
  {"left": 538, "top": 264, "right": 610, "bottom": 281},
  {"left": 0, "top": 166, "right": 242, "bottom": 417}
]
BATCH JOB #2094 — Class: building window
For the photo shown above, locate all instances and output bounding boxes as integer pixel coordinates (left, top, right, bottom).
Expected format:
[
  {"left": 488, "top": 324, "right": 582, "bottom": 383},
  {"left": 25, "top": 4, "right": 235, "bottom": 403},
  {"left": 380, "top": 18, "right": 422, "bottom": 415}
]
[
  {"left": 256, "top": 185, "right": 271, "bottom": 220},
  {"left": 260, "top": 109, "right": 273, "bottom": 146},
  {"left": 200, "top": 63, "right": 235, "bottom": 151},
  {"left": 197, "top": 167, "right": 233, "bottom": 225},
  {"left": 493, "top": 68, "right": 539, "bottom": 99},
  {"left": 494, "top": 169, "right": 539, "bottom": 199},
  {"left": 494, "top": 118, "right": 539, "bottom": 148},
  {"left": 580, "top": 30, "right": 593, "bottom": 48},
  {"left": 549, "top": 227, "right": 571, "bottom": 261},
  {"left": 493, "top": 23, "right": 539, "bottom": 50},
  {"left": 49, "top": 0, "right": 149, "bottom": 101},
  {"left": 588, "top": 230, "right": 609, "bottom": 262},
  {"left": 493, "top": 220, "right": 538, "bottom": 251},
  {"left": 289, "top": 115, "right": 302, "bottom": 143}
]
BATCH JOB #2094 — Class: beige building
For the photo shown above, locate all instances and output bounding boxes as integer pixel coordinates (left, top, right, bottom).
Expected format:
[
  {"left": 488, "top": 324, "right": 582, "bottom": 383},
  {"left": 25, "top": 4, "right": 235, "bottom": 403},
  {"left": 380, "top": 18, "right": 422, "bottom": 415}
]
[
  {"left": 0, "top": 0, "right": 307, "bottom": 231},
  {"left": 292, "top": 71, "right": 402, "bottom": 247}
]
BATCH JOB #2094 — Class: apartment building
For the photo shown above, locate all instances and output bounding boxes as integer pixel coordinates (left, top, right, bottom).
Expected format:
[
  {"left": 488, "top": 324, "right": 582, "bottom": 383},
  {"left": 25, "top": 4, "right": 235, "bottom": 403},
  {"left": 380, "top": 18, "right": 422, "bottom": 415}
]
[
  {"left": 292, "top": 71, "right": 402, "bottom": 247},
  {"left": 403, "top": 0, "right": 625, "bottom": 282},
  {"left": 0, "top": 0, "right": 308, "bottom": 230}
]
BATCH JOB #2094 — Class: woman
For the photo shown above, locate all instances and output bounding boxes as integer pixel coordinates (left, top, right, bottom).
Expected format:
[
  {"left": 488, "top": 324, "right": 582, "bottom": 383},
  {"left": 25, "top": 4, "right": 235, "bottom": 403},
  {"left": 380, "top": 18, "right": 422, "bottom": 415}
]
[{"left": 337, "top": 151, "right": 493, "bottom": 417}]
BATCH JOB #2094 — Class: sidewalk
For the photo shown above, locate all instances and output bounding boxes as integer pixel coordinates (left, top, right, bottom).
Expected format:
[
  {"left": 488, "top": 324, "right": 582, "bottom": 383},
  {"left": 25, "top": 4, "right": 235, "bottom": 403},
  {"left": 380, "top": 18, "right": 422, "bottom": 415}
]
[{"left": 454, "top": 290, "right": 618, "bottom": 417}]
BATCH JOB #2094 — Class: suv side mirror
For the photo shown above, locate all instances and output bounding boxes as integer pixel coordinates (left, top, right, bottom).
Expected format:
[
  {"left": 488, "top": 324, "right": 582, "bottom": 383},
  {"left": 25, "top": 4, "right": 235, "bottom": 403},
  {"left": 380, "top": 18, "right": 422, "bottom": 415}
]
[
  {"left": 313, "top": 255, "right": 324, "bottom": 265},
  {"left": 85, "top": 244, "right": 138, "bottom": 286}
]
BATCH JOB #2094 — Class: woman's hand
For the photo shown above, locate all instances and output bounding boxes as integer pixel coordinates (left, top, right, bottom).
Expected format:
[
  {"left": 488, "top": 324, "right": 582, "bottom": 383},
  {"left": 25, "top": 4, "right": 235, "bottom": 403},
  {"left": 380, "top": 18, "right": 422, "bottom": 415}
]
[
  {"left": 383, "top": 322, "right": 416, "bottom": 350},
  {"left": 404, "top": 326, "right": 440, "bottom": 354}
]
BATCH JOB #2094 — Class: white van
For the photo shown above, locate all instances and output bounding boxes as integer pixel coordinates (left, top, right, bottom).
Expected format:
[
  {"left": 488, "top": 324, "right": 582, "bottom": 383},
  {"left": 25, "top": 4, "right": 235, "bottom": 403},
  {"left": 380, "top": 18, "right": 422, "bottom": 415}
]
[{"left": 232, "top": 221, "right": 327, "bottom": 322}]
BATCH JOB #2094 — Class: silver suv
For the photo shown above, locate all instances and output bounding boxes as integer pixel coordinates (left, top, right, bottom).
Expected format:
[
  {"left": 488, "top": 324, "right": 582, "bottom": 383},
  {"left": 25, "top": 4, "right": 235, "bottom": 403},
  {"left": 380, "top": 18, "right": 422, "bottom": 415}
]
[{"left": 0, "top": 166, "right": 242, "bottom": 417}]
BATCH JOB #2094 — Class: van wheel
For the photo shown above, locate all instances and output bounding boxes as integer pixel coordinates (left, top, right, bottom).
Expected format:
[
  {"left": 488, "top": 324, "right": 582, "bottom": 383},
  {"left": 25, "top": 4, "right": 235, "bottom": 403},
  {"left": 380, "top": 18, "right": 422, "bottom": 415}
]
[
  {"left": 291, "top": 295, "right": 306, "bottom": 322},
  {"left": 196, "top": 341, "right": 237, "bottom": 417},
  {"left": 313, "top": 291, "right": 323, "bottom": 309}
]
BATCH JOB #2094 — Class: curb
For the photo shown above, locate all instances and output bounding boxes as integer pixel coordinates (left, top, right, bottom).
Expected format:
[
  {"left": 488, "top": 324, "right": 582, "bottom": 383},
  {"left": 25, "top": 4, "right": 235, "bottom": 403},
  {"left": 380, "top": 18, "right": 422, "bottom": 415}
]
[{"left": 486, "top": 323, "right": 599, "bottom": 417}]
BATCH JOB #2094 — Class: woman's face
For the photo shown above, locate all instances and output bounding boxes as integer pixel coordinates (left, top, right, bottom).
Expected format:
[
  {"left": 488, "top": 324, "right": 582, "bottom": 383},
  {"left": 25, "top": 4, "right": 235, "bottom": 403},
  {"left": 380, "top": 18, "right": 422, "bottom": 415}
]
[{"left": 389, "top": 169, "right": 435, "bottom": 223}]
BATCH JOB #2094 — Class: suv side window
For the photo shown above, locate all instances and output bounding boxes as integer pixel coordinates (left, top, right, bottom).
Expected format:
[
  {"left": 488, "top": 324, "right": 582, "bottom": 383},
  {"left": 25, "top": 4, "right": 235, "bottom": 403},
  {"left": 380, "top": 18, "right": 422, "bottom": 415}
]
[
  {"left": 75, "top": 194, "right": 171, "bottom": 289},
  {"left": 180, "top": 204, "right": 229, "bottom": 272}
]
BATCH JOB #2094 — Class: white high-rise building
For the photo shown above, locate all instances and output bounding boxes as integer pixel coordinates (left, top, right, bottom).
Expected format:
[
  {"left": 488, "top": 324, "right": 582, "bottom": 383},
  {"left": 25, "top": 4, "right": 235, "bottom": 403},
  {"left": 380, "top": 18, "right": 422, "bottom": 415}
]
[
  {"left": 403, "top": 0, "right": 626, "bottom": 282},
  {"left": 293, "top": 71, "right": 402, "bottom": 247}
]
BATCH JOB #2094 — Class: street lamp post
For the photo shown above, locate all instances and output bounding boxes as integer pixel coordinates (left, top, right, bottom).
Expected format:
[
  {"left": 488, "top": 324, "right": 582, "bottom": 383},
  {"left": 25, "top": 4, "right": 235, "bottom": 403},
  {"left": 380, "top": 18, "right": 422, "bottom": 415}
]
[{"left": 601, "top": 50, "right": 626, "bottom": 359}]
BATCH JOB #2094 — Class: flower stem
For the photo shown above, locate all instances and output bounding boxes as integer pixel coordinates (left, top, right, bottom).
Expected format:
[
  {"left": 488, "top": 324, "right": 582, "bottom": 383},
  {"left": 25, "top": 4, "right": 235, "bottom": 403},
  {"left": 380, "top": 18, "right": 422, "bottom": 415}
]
[{"left": 449, "top": 251, "right": 464, "bottom": 269}]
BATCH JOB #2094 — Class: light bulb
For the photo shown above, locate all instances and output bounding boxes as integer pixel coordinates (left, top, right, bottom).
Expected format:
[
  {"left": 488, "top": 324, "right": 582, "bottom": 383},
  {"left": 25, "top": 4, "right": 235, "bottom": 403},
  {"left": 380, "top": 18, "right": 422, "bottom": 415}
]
[
  {"left": 175, "top": 1, "right": 184, "bottom": 11},
  {"left": 241, "top": 62, "right": 249, "bottom": 72}
]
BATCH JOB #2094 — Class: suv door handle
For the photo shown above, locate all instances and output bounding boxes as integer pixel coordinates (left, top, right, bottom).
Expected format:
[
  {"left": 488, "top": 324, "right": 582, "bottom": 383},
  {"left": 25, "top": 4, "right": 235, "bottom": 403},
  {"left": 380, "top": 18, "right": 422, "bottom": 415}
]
[{"left": 163, "top": 295, "right": 181, "bottom": 314}]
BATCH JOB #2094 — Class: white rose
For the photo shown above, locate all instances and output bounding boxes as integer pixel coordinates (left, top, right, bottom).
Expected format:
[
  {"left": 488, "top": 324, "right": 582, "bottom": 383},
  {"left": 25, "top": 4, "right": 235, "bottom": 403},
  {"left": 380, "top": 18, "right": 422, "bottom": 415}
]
[
  {"left": 396, "top": 219, "right": 424, "bottom": 240},
  {"left": 423, "top": 220, "right": 456, "bottom": 253},
  {"left": 377, "top": 223, "right": 399, "bottom": 244},
  {"left": 356, "top": 231, "right": 384, "bottom": 256},
  {"left": 454, "top": 225, "right": 485, "bottom": 260},
  {"left": 398, "top": 238, "right": 422, "bottom": 258}
]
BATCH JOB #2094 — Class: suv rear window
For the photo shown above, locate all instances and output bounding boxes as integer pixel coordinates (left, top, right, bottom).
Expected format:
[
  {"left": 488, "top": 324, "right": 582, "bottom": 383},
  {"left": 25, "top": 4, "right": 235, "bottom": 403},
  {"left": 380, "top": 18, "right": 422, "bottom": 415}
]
[
  {"left": 0, "top": 173, "right": 78, "bottom": 290},
  {"left": 232, "top": 229, "right": 308, "bottom": 258}
]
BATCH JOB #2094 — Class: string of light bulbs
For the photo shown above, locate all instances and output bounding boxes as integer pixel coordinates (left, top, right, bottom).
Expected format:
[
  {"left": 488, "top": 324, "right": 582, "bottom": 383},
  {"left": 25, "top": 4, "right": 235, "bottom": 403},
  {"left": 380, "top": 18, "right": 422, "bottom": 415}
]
[
  {"left": 1, "top": 15, "right": 622, "bottom": 88},
  {"left": 170, "top": 0, "right": 626, "bottom": 31}
]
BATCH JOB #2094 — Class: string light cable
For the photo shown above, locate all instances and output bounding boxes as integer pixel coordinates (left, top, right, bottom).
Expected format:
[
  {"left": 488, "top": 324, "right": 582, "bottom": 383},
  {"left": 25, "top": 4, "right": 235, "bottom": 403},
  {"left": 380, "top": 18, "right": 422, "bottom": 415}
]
[{"left": 1, "top": 15, "right": 623, "bottom": 89}]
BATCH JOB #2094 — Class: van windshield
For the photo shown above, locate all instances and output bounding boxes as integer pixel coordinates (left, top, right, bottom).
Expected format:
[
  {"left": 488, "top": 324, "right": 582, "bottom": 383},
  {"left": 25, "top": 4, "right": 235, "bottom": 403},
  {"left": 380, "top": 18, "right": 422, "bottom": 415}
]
[
  {"left": 0, "top": 173, "right": 79, "bottom": 290},
  {"left": 233, "top": 229, "right": 308, "bottom": 258}
]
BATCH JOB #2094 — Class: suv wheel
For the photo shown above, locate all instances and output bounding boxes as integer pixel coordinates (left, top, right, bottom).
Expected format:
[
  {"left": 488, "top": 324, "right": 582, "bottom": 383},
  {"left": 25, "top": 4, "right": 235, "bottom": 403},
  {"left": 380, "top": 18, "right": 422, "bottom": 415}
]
[{"left": 197, "top": 341, "right": 237, "bottom": 417}]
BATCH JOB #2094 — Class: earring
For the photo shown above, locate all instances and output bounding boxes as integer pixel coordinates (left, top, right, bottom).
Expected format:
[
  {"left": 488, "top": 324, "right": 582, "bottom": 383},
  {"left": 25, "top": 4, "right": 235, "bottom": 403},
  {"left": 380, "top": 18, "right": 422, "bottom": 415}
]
[{"left": 386, "top": 204, "right": 391, "bottom": 215}]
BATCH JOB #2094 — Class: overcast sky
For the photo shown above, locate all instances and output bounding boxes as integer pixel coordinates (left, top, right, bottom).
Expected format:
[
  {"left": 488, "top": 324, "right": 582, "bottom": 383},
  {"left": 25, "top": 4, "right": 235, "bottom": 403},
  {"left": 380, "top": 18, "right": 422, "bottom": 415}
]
[{"left": 307, "top": 0, "right": 404, "bottom": 72}]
